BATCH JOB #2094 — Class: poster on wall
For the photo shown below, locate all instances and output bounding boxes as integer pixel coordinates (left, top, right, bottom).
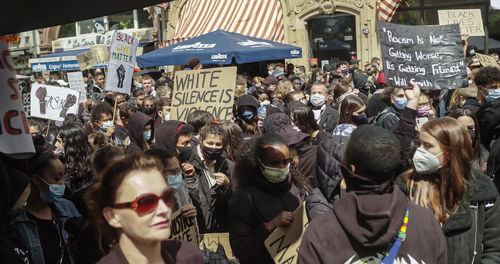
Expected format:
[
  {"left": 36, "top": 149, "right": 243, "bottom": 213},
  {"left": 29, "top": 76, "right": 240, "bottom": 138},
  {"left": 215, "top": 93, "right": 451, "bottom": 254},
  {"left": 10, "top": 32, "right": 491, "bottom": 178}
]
[
  {"left": 378, "top": 21, "right": 468, "bottom": 90},
  {"left": 105, "top": 31, "right": 139, "bottom": 95},
  {"left": 30, "top": 83, "right": 79, "bottom": 122}
]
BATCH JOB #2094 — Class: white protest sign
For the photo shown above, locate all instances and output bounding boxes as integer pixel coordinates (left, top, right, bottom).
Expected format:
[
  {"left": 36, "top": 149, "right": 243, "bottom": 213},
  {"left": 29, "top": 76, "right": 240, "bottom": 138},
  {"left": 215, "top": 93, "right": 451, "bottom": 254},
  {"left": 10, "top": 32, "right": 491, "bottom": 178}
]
[
  {"left": 438, "top": 9, "right": 485, "bottom": 37},
  {"left": 265, "top": 202, "right": 309, "bottom": 264},
  {"left": 105, "top": 31, "right": 138, "bottom": 95},
  {"left": 67, "top": 72, "right": 87, "bottom": 103},
  {"left": 30, "top": 83, "right": 79, "bottom": 122},
  {"left": 0, "top": 41, "right": 34, "bottom": 158},
  {"left": 169, "top": 209, "right": 198, "bottom": 246}
]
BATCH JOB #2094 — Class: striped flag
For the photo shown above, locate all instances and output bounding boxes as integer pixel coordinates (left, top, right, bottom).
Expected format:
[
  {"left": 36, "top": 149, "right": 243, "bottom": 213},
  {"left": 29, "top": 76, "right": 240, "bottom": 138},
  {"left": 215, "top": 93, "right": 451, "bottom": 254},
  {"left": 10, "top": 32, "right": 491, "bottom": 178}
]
[{"left": 378, "top": 0, "right": 402, "bottom": 22}]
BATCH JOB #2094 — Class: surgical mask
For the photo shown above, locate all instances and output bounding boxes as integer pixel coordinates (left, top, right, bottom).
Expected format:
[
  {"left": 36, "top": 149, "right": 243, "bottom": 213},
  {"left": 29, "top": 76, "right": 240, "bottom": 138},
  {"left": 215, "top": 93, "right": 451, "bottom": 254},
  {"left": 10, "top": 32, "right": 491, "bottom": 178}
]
[
  {"left": 167, "top": 174, "right": 183, "bottom": 191},
  {"left": 394, "top": 97, "right": 408, "bottom": 110},
  {"left": 486, "top": 89, "right": 500, "bottom": 102},
  {"left": 137, "top": 83, "right": 143, "bottom": 89},
  {"left": 101, "top": 121, "right": 113, "bottom": 131},
  {"left": 268, "top": 70, "right": 273, "bottom": 76},
  {"left": 260, "top": 162, "right": 290, "bottom": 183},
  {"left": 143, "top": 130, "right": 152, "bottom": 141},
  {"left": 177, "top": 146, "right": 192, "bottom": 162},
  {"left": 241, "top": 110, "right": 255, "bottom": 121},
  {"left": 310, "top": 94, "right": 326, "bottom": 107},
  {"left": 469, "top": 49, "right": 476, "bottom": 56},
  {"left": 412, "top": 147, "right": 444, "bottom": 174},
  {"left": 351, "top": 113, "right": 368, "bottom": 126},
  {"left": 260, "top": 100, "right": 270, "bottom": 106},
  {"left": 341, "top": 69, "right": 349, "bottom": 75},
  {"left": 38, "top": 176, "right": 65, "bottom": 203},
  {"left": 417, "top": 105, "right": 431, "bottom": 117},
  {"left": 316, "top": 77, "right": 321, "bottom": 82},
  {"left": 202, "top": 146, "right": 222, "bottom": 161}
]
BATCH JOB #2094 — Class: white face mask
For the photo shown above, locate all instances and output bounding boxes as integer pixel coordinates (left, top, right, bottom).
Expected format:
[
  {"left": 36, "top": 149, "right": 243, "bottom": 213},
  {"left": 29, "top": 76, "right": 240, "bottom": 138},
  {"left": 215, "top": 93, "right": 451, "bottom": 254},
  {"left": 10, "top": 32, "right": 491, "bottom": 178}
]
[
  {"left": 310, "top": 94, "right": 326, "bottom": 107},
  {"left": 412, "top": 147, "right": 444, "bottom": 174},
  {"left": 260, "top": 161, "right": 290, "bottom": 183}
]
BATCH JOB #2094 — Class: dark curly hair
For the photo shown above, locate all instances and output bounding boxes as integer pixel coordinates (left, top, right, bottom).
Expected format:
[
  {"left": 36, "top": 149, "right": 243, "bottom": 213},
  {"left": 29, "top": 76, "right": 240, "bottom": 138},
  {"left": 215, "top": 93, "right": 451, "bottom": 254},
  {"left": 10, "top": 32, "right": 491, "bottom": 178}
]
[
  {"left": 474, "top": 66, "right": 500, "bottom": 88},
  {"left": 59, "top": 123, "right": 93, "bottom": 192},
  {"left": 91, "top": 102, "right": 113, "bottom": 124}
]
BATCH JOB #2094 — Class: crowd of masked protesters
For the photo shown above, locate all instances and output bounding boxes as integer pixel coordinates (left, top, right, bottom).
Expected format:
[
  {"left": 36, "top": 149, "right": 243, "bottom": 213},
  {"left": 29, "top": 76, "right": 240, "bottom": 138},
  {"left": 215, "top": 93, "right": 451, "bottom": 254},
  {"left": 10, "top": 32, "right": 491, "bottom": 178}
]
[{"left": 2, "top": 43, "right": 500, "bottom": 264}]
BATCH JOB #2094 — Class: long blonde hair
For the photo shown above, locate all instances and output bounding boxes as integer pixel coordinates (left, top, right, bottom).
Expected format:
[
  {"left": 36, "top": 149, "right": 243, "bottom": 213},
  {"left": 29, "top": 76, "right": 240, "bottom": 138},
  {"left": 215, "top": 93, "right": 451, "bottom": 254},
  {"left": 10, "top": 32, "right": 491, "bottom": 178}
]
[{"left": 400, "top": 117, "right": 473, "bottom": 224}]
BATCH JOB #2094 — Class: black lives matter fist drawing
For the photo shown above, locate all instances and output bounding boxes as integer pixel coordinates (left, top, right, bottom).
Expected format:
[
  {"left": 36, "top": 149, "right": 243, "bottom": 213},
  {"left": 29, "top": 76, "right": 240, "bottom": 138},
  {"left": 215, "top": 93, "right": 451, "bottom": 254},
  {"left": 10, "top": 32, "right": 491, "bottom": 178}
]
[
  {"left": 59, "top": 94, "right": 77, "bottom": 118},
  {"left": 117, "top": 64, "right": 126, "bottom": 88},
  {"left": 35, "top": 86, "right": 47, "bottom": 114}
]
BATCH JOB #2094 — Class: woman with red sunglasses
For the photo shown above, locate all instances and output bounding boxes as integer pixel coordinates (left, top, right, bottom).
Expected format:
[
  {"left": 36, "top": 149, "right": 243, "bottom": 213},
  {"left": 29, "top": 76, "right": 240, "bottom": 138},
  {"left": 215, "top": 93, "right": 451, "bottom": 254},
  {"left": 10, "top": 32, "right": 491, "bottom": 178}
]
[{"left": 85, "top": 154, "right": 203, "bottom": 264}]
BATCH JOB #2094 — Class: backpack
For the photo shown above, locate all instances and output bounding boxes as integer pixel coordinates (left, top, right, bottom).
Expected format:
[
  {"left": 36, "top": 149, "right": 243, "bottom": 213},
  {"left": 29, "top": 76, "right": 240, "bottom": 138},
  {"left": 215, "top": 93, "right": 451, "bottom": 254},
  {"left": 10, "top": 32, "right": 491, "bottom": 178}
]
[{"left": 369, "top": 108, "right": 397, "bottom": 127}]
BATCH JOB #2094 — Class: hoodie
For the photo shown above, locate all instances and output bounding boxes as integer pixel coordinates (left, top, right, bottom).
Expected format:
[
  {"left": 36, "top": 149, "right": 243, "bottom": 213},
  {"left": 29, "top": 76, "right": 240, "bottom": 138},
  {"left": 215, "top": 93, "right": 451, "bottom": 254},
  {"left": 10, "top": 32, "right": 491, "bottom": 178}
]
[
  {"left": 298, "top": 167, "right": 447, "bottom": 264},
  {"left": 152, "top": 120, "right": 184, "bottom": 151},
  {"left": 125, "top": 112, "right": 153, "bottom": 155}
]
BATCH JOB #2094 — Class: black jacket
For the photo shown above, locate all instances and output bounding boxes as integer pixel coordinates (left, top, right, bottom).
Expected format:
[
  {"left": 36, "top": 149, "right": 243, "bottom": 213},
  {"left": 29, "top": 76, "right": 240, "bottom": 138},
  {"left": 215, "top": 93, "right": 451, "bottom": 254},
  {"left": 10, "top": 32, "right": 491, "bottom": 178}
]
[
  {"left": 125, "top": 113, "right": 153, "bottom": 155},
  {"left": 187, "top": 146, "right": 234, "bottom": 233},
  {"left": 476, "top": 98, "right": 500, "bottom": 149},
  {"left": 318, "top": 104, "right": 339, "bottom": 134}
]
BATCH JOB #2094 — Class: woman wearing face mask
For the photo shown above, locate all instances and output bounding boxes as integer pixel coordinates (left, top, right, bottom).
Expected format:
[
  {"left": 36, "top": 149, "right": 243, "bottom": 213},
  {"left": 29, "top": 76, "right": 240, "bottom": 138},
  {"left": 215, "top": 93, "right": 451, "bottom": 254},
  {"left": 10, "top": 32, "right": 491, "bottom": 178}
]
[
  {"left": 236, "top": 94, "right": 262, "bottom": 138},
  {"left": 291, "top": 105, "right": 328, "bottom": 144},
  {"left": 10, "top": 149, "right": 81, "bottom": 264},
  {"left": 125, "top": 112, "right": 154, "bottom": 155},
  {"left": 399, "top": 117, "right": 500, "bottom": 264},
  {"left": 332, "top": 95, "right": 367, "bottom": 137},
  {"left": 416, "top": 94, "right": 436, "bottom": 119},
  {"left": 449, "top": 108, "right": 488, "bottom": 173},
  {"left": 229, "top": 134, "right": 303, "bottom": 264},
  {"left": 85, "top": 154, "right": 204, "bottom": 263},
  {"left": 374, "top": 86, "right": 408, "bottom": 130}
]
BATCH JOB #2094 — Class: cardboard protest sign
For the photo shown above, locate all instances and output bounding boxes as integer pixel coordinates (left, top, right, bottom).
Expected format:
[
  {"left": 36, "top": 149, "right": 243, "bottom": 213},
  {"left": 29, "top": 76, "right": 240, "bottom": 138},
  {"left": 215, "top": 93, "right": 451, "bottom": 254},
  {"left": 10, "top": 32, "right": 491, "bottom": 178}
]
[
  {"left": 378, "top": 21, "right": 468, "bottom": 90},
  {"left": 0, "top": 40, "right": 34, "bottom": 158},
  {"left": 475, "top": 53, "right": 500, "bottom": 67},
  {"left": 169, "top": 209, "right": 198, "bottom": 246},
  {"left": 105, "top": 31, "right": 138, "bottom": 95},
  {"left": 438, "top": 9, "right": 485, "bottom": 37},
  {"left": 265, "top": 202, "right": 309, "bottom": 264},
  {"left": 199, "top": 233, "right": 237, "bottom": 262},
  {"left": 67, "top": 72, "right": 87, "bottom": 103},
  {"left": 171, "top": 67, "right": 236, "bottom": 121},
  {"left": 30, "top": 83, "right": 79, "bottom": 122},
  {"left": 90, "top": 45, "right": 110, "bottom": 64},
  {"left": 76, "top": 51, "right": 97, "bottom": 70}
]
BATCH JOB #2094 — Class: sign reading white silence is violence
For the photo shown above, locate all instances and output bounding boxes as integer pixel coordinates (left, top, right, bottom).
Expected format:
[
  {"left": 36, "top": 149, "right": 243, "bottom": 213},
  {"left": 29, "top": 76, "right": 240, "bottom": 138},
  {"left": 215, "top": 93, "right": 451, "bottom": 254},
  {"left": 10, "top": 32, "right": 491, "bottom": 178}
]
[{"left": 378, "top": 21, "right": 468, "bottom": 90}]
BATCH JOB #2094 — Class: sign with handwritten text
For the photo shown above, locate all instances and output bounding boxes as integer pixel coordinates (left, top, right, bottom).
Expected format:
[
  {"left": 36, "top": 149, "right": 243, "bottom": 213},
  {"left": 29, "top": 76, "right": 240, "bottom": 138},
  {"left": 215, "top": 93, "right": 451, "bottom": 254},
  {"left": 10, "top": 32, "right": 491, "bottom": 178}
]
[
  {"left": 30, "top": 83, "right": 79, "bottom": 122},
  {"left": 105, "top": 31, "right": 138, "bottom": 95},
  {"left": 171, "top": 67, "right": 236, "bottom": 121},
  {"left": 475, "top": 53, "right": 500, "bottom": 68},
  {"left": 265, "top": 202, "right": 309, "bottom": 264},
  {"left": 0, "top": 40, "right": 34, "bottom": 158},
  {"left": 169, "top": 209, "right": 198, "bottom": 246},
  {"left": 378, "top": 21, "right": 468, "bottom": 90},
  {"left": 438, "top": 9, "right": 485, "bottom": 37}
]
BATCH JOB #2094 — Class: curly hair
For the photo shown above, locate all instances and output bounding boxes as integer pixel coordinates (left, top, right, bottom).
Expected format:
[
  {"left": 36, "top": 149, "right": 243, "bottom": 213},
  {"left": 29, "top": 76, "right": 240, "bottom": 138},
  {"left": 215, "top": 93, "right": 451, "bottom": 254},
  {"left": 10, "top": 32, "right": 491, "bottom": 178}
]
[
  {"left": 474, "top": 66, "right": 500, "bottom": 88},
  {"left": 59, "top": 123, "right": 93, "bottom": 192},
  {"left": 91, "top": 102, "right": 113, "bottom": 124}
]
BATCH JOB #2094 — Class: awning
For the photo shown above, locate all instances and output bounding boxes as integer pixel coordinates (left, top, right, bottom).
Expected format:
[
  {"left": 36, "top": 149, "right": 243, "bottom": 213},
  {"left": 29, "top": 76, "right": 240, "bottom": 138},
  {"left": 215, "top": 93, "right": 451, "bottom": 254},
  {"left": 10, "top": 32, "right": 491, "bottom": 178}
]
[
  {"left": 29, "top": 49, "right": 107, "bottom": 72},
  {"left": 166, "top": 0, "right": 284, "bottom": 46}
]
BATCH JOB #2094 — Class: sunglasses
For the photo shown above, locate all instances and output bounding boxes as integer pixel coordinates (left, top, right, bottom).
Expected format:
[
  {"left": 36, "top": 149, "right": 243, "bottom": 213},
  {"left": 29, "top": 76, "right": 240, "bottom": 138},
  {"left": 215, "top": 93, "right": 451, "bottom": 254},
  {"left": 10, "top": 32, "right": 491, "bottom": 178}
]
[{"left": 113, "top": 188, "right": 176, "bottom": 215}]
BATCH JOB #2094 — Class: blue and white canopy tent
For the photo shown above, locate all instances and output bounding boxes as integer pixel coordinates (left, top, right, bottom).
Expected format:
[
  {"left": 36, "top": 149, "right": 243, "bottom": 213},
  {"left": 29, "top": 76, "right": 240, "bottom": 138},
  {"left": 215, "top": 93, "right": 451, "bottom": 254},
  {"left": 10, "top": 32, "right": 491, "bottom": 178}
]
[{"left": 137, "top": 29, "right": 302, "bottom": 67}]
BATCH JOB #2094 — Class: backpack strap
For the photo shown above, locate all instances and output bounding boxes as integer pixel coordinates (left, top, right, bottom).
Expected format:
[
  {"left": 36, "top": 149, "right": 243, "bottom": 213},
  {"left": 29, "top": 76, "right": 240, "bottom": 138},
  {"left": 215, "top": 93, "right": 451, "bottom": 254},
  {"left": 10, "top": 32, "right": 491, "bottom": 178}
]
[{"left": 381, "top": 208, "right": 409, "bottom": 264}]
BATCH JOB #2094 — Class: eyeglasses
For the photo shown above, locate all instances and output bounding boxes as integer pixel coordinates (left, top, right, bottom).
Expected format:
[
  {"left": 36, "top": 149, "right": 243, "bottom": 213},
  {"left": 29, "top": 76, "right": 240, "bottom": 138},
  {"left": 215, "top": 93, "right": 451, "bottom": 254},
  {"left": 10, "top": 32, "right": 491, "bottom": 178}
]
[{"left": 113, "top": 188, "right": 176, "bottom": 215}]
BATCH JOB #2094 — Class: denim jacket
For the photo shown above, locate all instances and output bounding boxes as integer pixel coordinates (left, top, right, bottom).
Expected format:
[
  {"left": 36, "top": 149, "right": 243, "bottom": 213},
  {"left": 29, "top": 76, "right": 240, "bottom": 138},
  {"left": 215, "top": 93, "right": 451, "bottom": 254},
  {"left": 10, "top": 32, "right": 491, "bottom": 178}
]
[{"left": 10, "top": 198, "right": 81, "bottom": 264}]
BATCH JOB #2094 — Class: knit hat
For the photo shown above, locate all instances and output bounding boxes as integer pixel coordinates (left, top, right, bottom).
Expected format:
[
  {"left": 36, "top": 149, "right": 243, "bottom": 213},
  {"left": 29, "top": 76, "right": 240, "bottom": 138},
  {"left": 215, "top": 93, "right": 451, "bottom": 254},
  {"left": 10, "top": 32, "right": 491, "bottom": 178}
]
[
  {"left": 262, "top": 76, "right": 279, "bottom": 85},
  {"left": 236, "top": 94, "right": 259, "bottom": 109}
]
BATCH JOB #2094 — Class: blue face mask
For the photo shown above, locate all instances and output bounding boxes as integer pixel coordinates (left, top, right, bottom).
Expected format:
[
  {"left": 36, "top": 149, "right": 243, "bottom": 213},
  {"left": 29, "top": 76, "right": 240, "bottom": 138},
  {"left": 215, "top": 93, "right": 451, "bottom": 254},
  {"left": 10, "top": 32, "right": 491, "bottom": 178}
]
[
  {"left": 469, "top": 49, "right": 476, "bottom": 56},
  {"left": 101, "top": 121, "right": 113, "bottom": 132},
  {"left": 486, "top": 89, "right": 500, "bottom": 102},
  {"left": 167, "top": 174, "right": 183, "bottom": 191},
  {"left": 241, "top": 110, "right": 254, "bottom": 121},
  {"left": 143, "top": 130, "right": 152, "bottom": 141},
  {"left": 38, "top": 176, "right": 65, "bottom": 203},
  {"left": 394, "top": 97, "right": 408, "bottom": 110}
]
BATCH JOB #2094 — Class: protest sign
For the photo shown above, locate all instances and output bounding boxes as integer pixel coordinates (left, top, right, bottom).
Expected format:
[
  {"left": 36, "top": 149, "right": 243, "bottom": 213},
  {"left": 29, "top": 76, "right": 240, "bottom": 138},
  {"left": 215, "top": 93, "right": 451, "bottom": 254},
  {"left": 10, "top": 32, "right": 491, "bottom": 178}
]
[
  {"left": 30, "top": 83, "right": 79, "bottom": 122},
  {"left": 90, "top": 45, "right": 110, "bottom": 64},
  {"left": 476, "top": 53, "right": 500, "bottom": 67},
  {"left": 67, "top": 71, "right": 87, "bottom": 103},
  {"left": 171, "top": 67, "right": 236, "bottom": 121},
  {"left": 0, "top": 40, "right": 34, "bottom": 158},
  {"left": 438, "top": 9, "right": 485, "bottom": 37},
  {"left": 265, "top": 202, "right": 309, "bottom": 264},
  {"left": 199, "top": 233, "right": 237, "bottom": 262},
  {"left": 169, "top": 209, "right": 198, "bottom": 246},
  {"left": 105, "top": 31, "right": 139, "bottom": 95},
  {"left": 378, "top": 21, "right": 468, "bottom": 90},
  {"left": 76, "top": 51, "right": 97, "bottom": 70}
]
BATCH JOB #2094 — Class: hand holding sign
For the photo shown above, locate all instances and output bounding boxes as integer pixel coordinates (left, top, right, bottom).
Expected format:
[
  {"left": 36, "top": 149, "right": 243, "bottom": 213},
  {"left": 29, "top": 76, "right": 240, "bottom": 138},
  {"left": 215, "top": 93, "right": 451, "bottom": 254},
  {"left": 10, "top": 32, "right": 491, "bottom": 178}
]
[
  {"left": 267, "top": 211, "right": 294, "bottom": 231},
  {"left": 36, "top": 86, "right": 47, "bottom": 114}
]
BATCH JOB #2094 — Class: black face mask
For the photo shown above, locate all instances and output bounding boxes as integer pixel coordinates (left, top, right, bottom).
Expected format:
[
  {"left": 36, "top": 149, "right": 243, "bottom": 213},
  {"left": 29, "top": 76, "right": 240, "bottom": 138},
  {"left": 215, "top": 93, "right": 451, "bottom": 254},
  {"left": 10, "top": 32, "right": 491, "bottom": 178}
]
[
  {"left": 142, "top": 107, "right": 156, "bottom": 115},
  {"left": 202, "top": 146, "right": 223, "bottom": 161},
  {"left": 177, "top": 146, "right": 192, "bottom": 162}
]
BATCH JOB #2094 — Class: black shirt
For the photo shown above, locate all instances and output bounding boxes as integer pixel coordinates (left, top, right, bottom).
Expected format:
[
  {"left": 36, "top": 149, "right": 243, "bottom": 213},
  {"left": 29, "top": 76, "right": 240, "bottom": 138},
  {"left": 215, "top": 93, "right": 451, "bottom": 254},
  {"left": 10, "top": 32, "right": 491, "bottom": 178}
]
[{"left": 27, "top": 212, "right": 69, "bottom": 264}]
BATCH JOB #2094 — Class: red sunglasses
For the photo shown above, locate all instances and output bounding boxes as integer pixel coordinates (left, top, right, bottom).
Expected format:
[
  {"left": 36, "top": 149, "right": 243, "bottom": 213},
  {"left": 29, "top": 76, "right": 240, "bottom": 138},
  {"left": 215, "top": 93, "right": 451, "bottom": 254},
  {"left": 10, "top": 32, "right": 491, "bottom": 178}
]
[{"left": 113, "top": 188, "right": 176, "bottom": 215}]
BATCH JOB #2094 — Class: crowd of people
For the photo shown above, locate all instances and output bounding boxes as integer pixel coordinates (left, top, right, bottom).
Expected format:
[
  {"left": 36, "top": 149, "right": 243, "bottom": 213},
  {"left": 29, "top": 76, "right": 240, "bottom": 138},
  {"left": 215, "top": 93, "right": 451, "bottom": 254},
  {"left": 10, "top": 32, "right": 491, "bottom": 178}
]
[{"left": 1, "top": 47, "right": 500, "bottom": 264}]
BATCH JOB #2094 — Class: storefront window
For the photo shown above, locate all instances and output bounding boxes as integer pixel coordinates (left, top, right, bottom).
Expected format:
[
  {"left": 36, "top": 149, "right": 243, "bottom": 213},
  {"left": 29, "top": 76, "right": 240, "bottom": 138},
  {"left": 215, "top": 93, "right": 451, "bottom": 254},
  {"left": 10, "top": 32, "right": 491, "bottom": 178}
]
[
  {"left": 138, "top": 8, "right": 154, "bottom": 28},
  {"left": 79, "top": 18, "right": 104, "bottom": 34},
  {"left": 108, "top": 11, "right": 134, "bottom": 30},
  {"left": 391, "top": 10, "right": 420, "bottom": 25}
]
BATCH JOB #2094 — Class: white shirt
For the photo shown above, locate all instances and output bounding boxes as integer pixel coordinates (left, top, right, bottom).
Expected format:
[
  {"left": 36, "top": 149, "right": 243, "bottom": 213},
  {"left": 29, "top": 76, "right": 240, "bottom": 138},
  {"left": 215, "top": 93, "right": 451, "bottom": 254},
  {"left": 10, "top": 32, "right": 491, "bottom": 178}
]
[
  {"left": 313, "top": 104, "right": 326, "bottom": 124},
  {"left": 197, "top": 145, "right": 217, "bottom": 188}
]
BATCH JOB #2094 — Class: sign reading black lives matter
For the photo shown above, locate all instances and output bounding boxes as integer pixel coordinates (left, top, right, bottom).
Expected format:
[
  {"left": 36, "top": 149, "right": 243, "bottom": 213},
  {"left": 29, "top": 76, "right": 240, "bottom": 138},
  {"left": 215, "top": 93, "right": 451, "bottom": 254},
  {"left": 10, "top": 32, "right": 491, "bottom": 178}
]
[
  {"left": 105, "top": 31, "right": 138, "bottom": 95},
  {"left": 378, "top": 21, "right": 468, "bottom": 90},
  {"left": 171, "top": 67, "right": 236, "bottom": 121}
]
